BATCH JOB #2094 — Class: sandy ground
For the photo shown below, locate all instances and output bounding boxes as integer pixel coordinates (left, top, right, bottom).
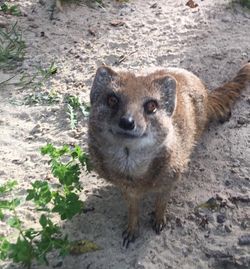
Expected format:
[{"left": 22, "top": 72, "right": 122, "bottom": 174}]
[{"left": 0, "top": 0, "right": 250, "bottom": 268}]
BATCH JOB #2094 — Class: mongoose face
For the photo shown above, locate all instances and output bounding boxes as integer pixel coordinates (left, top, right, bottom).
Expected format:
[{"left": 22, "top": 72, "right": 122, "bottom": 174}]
[{"left": 89, "top": 66, "right": 177, "bottom": 153}]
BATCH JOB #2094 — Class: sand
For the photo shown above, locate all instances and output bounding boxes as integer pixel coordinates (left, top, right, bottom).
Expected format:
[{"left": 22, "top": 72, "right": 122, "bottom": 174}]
[{"left": 0, "top": 0, "right": 250, "bottom": 268}]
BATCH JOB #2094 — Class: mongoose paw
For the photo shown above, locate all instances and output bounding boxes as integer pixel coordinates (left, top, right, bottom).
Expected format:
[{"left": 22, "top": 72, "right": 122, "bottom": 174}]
[
  {"left": 122, "top": 227, "right": 138, "bottom": 248},
  {"left": 219, "top": 111, "right": 231, "bottom": 124},
  {"left": 151, "top": 213, "right": 166, "bottom": 234}
]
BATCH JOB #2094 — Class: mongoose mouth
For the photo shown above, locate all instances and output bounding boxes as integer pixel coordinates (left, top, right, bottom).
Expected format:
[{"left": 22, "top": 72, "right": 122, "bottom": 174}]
[{"left": 109, "top": 129, "right": 146, "bottom": 139}]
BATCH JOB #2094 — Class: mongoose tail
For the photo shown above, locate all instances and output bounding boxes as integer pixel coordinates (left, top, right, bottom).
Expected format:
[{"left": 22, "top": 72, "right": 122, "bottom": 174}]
[{"left": 207, "top": 63, "right": 250, "bottom": 122}]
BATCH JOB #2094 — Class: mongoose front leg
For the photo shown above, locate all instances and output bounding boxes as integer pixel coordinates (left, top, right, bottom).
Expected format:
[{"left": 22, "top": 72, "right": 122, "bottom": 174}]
[
  {"left": 152, "top": 174, "right": 180, "bottom": 234},
  {"left": 152, "top": 193, "right": 167, "bottom": 234},
  {"left": 122, "top": 189, "right": 141, "bottom": 248}
]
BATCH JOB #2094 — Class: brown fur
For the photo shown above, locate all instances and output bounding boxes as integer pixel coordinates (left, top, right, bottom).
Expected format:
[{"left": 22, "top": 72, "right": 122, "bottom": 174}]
[
  {"left": 207, "top": 63, "right": 250, "bottom": 122},
  {"left": 88, "top": 63, "right": 250, "bottom": 247}
]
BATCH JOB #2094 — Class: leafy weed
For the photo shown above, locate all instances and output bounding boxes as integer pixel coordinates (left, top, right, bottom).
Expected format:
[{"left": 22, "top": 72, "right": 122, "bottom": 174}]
[
  {"left": 65, "top": 95, "right": 90, "bottom": 129},
  {"left": 0, "top": 2, "right": 21, "bottom": 16},
  {"left": 0, "top": 22, "right": 25, "bottom": 69},
  {"left": 0, "top": 144, "right": 96, "bottom": 268},
  {"left": 18, "top": 61, "right": 58, "bottom": 90}
]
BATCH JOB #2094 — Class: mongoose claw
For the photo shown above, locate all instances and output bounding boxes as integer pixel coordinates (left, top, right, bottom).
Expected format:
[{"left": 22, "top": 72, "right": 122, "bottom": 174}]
[
  {"left": 152, "top": 221, "right": 166, "bottom": 234},
  {"left": 122, "top": 228, "right": 137, "bottom": 248},
  {"left": 151, "top": 216, "right": 166, "bottom": 235}
]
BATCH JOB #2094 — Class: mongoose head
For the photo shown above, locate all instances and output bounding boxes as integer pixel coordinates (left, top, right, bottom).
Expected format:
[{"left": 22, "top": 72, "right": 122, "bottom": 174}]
[{"left": 89, "top": 66, "right": 177, "bottom": 149}]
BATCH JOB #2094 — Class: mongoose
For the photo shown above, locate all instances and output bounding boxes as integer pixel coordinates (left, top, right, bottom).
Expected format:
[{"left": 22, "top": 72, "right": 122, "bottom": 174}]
[{"left": 88, "top": 63, "right": 250, "bottom": 248}]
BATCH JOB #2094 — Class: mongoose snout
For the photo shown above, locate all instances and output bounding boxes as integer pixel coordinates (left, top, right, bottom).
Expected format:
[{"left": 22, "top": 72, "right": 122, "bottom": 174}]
[{"left": 118, "top": 115, "right": 135, "bottom": 131}]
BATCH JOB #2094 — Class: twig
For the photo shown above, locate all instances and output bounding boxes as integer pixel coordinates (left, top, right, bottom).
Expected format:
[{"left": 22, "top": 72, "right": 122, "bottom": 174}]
[
  {"left": 0, "top": 74, "right": 18, "bottom": 86},
  {"left": 116, "top": 50, "right": 137, "bottom": 65}
]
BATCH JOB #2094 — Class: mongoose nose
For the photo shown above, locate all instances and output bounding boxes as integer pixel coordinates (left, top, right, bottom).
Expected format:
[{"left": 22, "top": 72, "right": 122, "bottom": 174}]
[{"left": 119, "top": 116, "right": 135, "bottom": 131}]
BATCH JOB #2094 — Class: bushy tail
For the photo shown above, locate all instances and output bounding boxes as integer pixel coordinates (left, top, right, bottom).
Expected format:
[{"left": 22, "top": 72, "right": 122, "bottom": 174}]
[{"left": 207, "top": 63, "right": 250, "bottom": 122}]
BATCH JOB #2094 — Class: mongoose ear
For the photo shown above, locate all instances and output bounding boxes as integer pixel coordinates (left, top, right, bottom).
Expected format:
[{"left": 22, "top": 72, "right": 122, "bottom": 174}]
[
  {"left": 90, "top": 66, "right": 117, "bottom": 104},
  {"left": 153, "top": 76, "right": 177, "bottom": 116}
]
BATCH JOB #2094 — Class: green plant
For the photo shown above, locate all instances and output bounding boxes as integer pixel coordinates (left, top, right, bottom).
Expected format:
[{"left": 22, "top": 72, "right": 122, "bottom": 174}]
[
  {"left": 0, "top": 144, "right": 95, "bottom": 268},
  {"left": 0, "top": 62, "right": 57, "bottom": 89},
  {"left": 94, "top": 0, "right": 103, "bottom": 4},
  {"left": 23, "top": 90, "right": 61, "bottom": 105},
  {"left": 238, "top": 0, "right": 250, "bottom": 8},
  {"left": 0, "top": 22, "right": 25, "bottom": 69},
  {"left": 18, "top": 61, "right": 58, "bottom": 90},
  {"left": 0, "top": 180, "right": 19, "bottom": 220},
  {"left": 0, "top": 3, "right": 21, "bottom": 16},
  {"left": 65, "top": 95, "right": 90, "bottom": 129},
  {"left": 231, "top": 0, "right": 250, "bottom": 9},
  {"left": 9, "top": 90, "right": 60, "bottom": 106}
]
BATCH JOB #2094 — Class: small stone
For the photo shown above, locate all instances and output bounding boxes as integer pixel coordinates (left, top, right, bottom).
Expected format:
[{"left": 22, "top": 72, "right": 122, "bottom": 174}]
[
  {"left": 221, "top": 17, "right": 231, "bottom": 23},
  {"left": 237, "top": 117, "right": 248, "bottom": 125},
  {"left": 0, "top": 19, "right": 8, "bottom": 28},
  {"left": 29, "top": 24, "right": 39, "bottom": 28},
  {"left": 88, "top": 28, "right": 96, "bottom": 36},
  {"left": 176, "top": 217, "right": 183, "bottom": 227},
  {"left": 27, "top": 16, "right": 35, "bottom": 21},
  {"left": 150, "top": 3, "right": 158, "bottom": 8},
  {"left": 19, "top": 7, "right": 28, "bottom": 17},
  {"left": 204, "top": 230, "right": 210, "bottom": 238},
  {"left": 238, "top": 235, "right": 250, "bottom": 246},
  {"left": 0, "top": 119, "right": 6, "bottom": 125},
  {"left": 53, "top": 261, "right": 63, "bottom": 268},
  {"left": 186, "top": 213, "right": 196, "bottom": 221},
  {"left": 135, "top": 263, "right": 145, "bottom": 269},
  {"left": 241, "top": 220, "right": 249, "bottom": 229},
  {"left": 30, "top": 124, "right": 41, "bottom": 135},
  {"left": 12, "top": 159, "right": 24, "bottom": 165},
  {"left": 224, "top": 225, "right": 232, "bottom": 233},
  {"left": 110, "top": 20, "right": 125, "bottom": 27},
  {"left": 105, "top": 54, "right": 120, "bottom": 65},
  {"left": 39, "top": 0, "right": 46, "bottom": 5},
  {"left": 217, "top": 214, "right": 226, "bottom": 224},
  {"left": 26, "top": 135, "right": 35, "bottom": 141},
  {"left": 182, "top": 247, "right": 189, "bottom": 257}
]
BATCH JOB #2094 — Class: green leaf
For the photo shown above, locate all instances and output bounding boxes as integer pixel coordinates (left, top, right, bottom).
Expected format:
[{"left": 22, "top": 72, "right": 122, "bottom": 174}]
[
  {"left": 51, "top": 161, "right": 81, "bottom": 187},
  {"left": 79, "top": 153, "right": 93, "bottom": 172},
  {"left": 40, "top": 143, "right": 57, "bottom": 157},
  {"left": 0, "top": 236, "right": 11, "bottom": 260},
  {"left": 39, "top": 214, "right": 47, "bottom": 228},
  {"left": 41, "top": 144, "right": 69, "bottom": 158},
  {"left": 7, "top": 216, "right": 21, "bottom": 229},
  {"left": 9, "top": 237, "right": 34, "bottom": 266},
  {"left": 52, "top": 235, "right": 70, "bottom": 256},
  {"left": 10, "top": 198, "right": 21, "bottom": 210},
  {"left": 24, "top": 228, "right": 40, "bottom": 240},
  {"left": 0, "top": 180, "right": 17, "bottom": 194},
  {"left": 0, "top": 209, "right": 3, "bottom": 220},
  {"left": 0, "top": 3, "right": 8, "bottom": 12},
  {"left": 52, "top": 192, "right": 83, "bottom": 220},
  {"left": 26, "top": 180, "right": 52, "bottom": 208},
  {"left": 35, "top": 218, "right": 62, "bottom": 264},
  {"left": 80, "top": 103, "right": 90, "bottom": 117},
  {"left": 0, "top": 3, "right": 21, "bottom": 16},
  {"left": 71, "top": 145, "right": 82, "bottom": 159},
  {"left": 57, "top": 145, "right": 70, "bottom": 157},
  {"left": 67, "top": 103, "right": 77, "bottom": 129},
  {"left": 0, "top": 198, "right": 20, "bottom": 211}
]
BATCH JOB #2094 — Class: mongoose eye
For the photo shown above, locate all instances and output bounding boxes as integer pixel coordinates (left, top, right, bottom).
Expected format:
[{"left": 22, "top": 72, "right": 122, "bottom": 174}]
[
  {"left": 107, "top": 94, "right": 119, "bottom": 109},
  {"left": 144, "top": 100, "right": 158, "bottom": 114}
]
